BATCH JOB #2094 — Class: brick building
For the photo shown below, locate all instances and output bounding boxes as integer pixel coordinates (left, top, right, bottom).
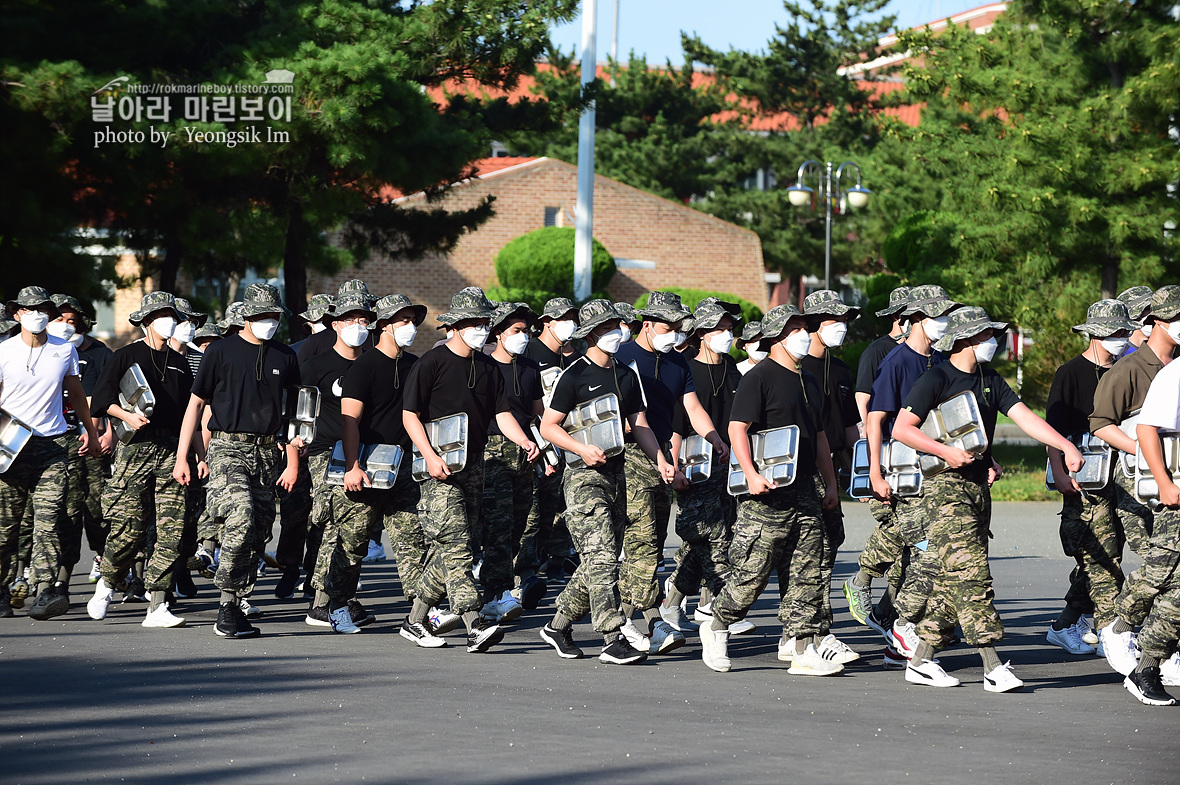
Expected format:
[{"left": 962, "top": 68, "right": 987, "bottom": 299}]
[{"left": 309, "top": 156, "right": 767, "bottom": 351}]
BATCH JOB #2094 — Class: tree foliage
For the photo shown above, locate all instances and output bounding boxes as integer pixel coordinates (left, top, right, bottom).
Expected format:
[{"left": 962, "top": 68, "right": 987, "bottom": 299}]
[{"left": 634, "top": 287, "right": 763, "bottom": 326}]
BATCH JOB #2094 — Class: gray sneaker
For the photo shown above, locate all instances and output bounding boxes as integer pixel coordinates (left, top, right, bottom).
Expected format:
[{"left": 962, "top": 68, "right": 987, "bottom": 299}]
[{"left": 27, "top": 584, "right": 70, "bottom": 620}]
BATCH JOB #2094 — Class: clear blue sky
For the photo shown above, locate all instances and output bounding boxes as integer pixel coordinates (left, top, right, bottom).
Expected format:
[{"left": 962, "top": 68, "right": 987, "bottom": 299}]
[{"left": 549, "top": 0, "right": 990, "bottom": 64}]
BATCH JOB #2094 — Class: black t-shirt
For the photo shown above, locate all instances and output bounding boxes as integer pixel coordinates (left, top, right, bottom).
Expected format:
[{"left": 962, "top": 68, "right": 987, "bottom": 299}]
[
  {"left": 1045, "top": 354, "right": 1109, "bottom": 443},
  {"left": 192, "top": 334, "right": 300, "bottom": 436},
  {"left": 91, "top": 340, "right": 194, "bottom": 440},
  {"left": 299, "top": 348, "right": 357, "bottom": 456},
  {"left": 489, "top": 355, "right": 543, "bottom": 436},
  {"left": 856, "top": 333, "right": 902, "bottom": 394},
  {"left": 729, "top": 359, "right": 824, "bottom": 480},
  {"left": 524, "top": 339, "right": 582, "bottom": 372},
  {"left": 295, "top": 328, "right": 374, "bottom": 363},
  {"left": 616, "top": 341, "right": 696, "bottom": 445},
  {"left": 341, "top": 348, "right": 418, "bottom": 448},
  {"left": 77, "top": 338, "right": 113, "bottom": 396},
  {"left": 902, "top": 362, "right": 1022, "bottom": 469},
  {"left": 549, "top": 356, "right": 645, "bottom": 469},
  {"left": 800, "top": 353, "right": 858, "bottom": 453},
  {"left": 402, "top": 343, "right": 509, "bottom": 456},
  {"left": 673, "top": 356, "right": 742, "bottom": 444}
]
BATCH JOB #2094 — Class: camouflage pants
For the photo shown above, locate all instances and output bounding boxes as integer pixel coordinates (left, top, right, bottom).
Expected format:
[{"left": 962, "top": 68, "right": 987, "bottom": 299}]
[
  {"left": 1113, "top": 468, "right": 1153, "bottom": 558},
  {"left": 1058, "top": 486, "right": 1122, "bottom": 626},
  {"left": 65, "top": 438, "right": 109, "bottom": 555},
  {"left": 308, "top": 452, "right": 369, "bottom": 603},
  {"left": 275, "top": 453, "right": 314, "bottom": 571},
  {"left": 814, "top": 471, "right": 847, "bottom": 634},
  {"left": 1114, "top": 506, "right": 1180, "bottom": 629},
  {"left": 554, "top": 460, "right": 628, "bottom": 634},
  {"left": 368, "top": 464, "right": 424, "bottom": 602},
  {"left": 893, "top": 488, "right": 947, "bottom": 626},
  {"left": 0, "top": 435, "right": 69, "bottom": 589},
  {"left": 526, "top": 461, "right": 574, "bottom": 568},
  {"left": 205, "top": 435, "right": 281, "bottom": 593},
  {"left": 414, "top": 460, "right": 484, "bottom": 614},
  {"left": 180, "top": 449, "right": 206, "bottom": 564},
  {"left": 620, "top": 443, "right": 673, "bottom": 611},
  {"left": 712, "top": 481, "right": 824, "bottom": 639},
  {"left": 479, "top": 434, "right": 533, "bottom": 595},
  {"left": 915, "top": 469, "right": 1002, "bottom": 649},
  {"left": 99, "top": 437, "right": 185, "bottom": 592},
  {"left": 858, "top": 497, "right": 906, "bottom": 582},
  {"left": 668, "top": 462, "right": 729, "bottom": 599}
]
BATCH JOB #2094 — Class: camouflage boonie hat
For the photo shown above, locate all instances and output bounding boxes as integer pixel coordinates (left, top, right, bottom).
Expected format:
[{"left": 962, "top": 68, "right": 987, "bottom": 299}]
[
  {"left": 541, "top": 297, "right": 577, "bottom": 321},
  {"left": 614, "top": 302, "right": 639, "bottom": 325},
  {"left": 572, "top": 299, "right": 623, "bottom": 340},
  {"left": 437, "top": 286, "right": 494, "bottom": 326},
  {"left": 331, "top": 292, "right": 376, "bottom": 322},
  {"left": 1146, "top": 285, "right": 1180, "bottom": 324},
  {"left": 759, "top": 304, "right": 814, "bottom": 341},
  {"left": 1072, "top": 299, "right": 1136, "bottom": 337},
  {"left": 5, "top": 286, "right": 57, "bottom": 318},
  {"left": 240, "top": 282, "right": 288, "bottom": 318},
  {"left": 1117, "top": 286, "right": 1154, "bottom": 323},
  {"left": 50, "top": 294, "right": 91, "bottom": 329},
  {"left": 193, "top": 323, "right": 222, "bottom": 344},
  {"left": 875, "top": 285, "right": 913, "bottom": 318},
  {"left": 738, "top": 320, "right": 763, "bottom": 344},
  {"left": 0, "top": 316, "right": 17, "bottom": 335},
  {"left": 172, "top": 297, "right": 208, "bottom": 327},
  {"left": 335, "top": 279, "right": 371, "bottom": 300},
  {"left": 490, "top": 301, "right": 538, "bottom": 333},
  {"left": 932, "top": 306, "right": 1009, "bottom": 353},
  {"left": 374, "top": 294, "right": 426, "bottom": 326},
  {"left": 804, "top": 289, "right": 861, "bottom": 320},
  {"left": 299, "top": 293, "right": 335, "bottom": 323},
  {"left": 691, "top": 302, "right": 739, "bottom": 332},
  {"left": 219, "top": 301, "right": 246, "bottom": 330},
  {"left": 639, "top": 291, "right": 691, "bottom": 323},
  {"left": 128, "top": 291, "right": 179, "bottom": 326},
  {"left": 696, "top": 296, "right": 742, "bottom": 318},
  {"left": 902, "top": 284, "right": 959, "bottom": 318}
]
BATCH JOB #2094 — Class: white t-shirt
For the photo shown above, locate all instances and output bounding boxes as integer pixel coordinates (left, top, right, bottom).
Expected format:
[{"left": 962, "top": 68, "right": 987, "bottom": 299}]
[
  {"left": 1139, "top": 360, "right": 1180, "bottom": 435},
  {"left": 0, "top": 334, "right": 80, "bottom": 436}
]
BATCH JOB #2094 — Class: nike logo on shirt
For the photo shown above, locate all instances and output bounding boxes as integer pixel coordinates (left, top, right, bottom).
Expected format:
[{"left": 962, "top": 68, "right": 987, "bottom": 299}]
[{"left": 589, "top": 384, "right": 602, "bottom": 391}]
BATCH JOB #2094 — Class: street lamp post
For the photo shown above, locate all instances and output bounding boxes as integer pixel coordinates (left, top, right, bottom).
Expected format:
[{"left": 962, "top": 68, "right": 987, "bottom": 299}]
[{"left": 785, "top": 160, "right": 871, "bottom": 291}]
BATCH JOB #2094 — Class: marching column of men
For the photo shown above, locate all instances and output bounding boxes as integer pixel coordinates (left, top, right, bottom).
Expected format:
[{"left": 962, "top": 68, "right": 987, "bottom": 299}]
[{"left": 1, "top": 278, "right": 1178, "bottom": 707}]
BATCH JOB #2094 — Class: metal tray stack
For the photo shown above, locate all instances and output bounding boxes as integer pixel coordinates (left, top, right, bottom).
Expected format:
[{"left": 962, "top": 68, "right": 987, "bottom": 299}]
[
  {"left": 1045, "top": 433, "right": 1112, "bottom": 491},
  {"left": 727, "top": 425, "right": 800, "bottom": 496},
  {"left": 916, "top": 391, "right": 989, "bottom": 477},
  {"left": 885, "top": 440, "right": 924, "bottom": 496},
  {"left": 1117, "top": 411, "right": 1141, "bottom": 477},
  {"left": 562, "top": 394, "right": 625, "bottom": 469},
  {"left": 848, "top": 439, "right": 875, "bottom": 498},
  {"left": 0, "top": 409, "right": 34, "bottom": 474},
  {"left": 540, "top": 366, "right": 563, "bottom": 408},
  {"left": 679, "top": 434, "right": 714, "bottom": 484},
  {"left": 531, "top": 420, "right": 562, "bottom": 477},
  {"left": 113, "top": 364, "right": 156, "bottom": 444},
  {"left": 281, "top": 386, "right": 321, "bottom": 445},
  {"left": 1133, "top": 436, "right": 1179, "bottom": 509},
  {"left": 411, "top": 412, "right": 469, "bottom": 481},
  {"left": 325, "top": 441, "right": 404, "bottom": 489}
]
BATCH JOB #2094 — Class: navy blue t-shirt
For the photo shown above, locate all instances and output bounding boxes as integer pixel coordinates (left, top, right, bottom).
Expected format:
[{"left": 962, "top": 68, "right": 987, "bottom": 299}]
[
  {"left": 869, "top": 342, "right": 944, "bottom": 439},
  {"left": 615, "top": 341, "right": 696, "bottom": 444}
]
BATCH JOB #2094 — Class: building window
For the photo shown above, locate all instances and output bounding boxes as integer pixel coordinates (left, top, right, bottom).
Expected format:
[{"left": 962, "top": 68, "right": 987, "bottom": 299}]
[{"left": 544, "top": 206, "right": 560, "bottom": 227}]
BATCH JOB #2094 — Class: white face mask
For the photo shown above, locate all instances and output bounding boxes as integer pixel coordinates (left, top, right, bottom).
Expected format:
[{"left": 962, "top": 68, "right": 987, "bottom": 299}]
[
  {"left": 1167, "top": 321, "right": 1180, "bottom": 344},
  {"left": 20, "top": 311, "right": 50, "bottom": 334},
  {"left": 339, "top": 322, "right": 368, "bottom": 348},
  {"left": 784, "top": 329, "right": 812, "bottom": 359},
  {"left": 47, "top": 322, "right": 76, "bottom": 341},
  {"left": 393, "top": 323, "right": 417, "bottom": 348},
  {"left": 502, "top": 331, "right": 529, "bottom": 356},
  {"left": 249, "top": 317, "right": 279, "bottom": 341},
  {"left": 596, "top": 328, "right": 624, "bottom": 355},
  {"left": 149, "top": 315, "right": 177, "bottom": 340},
  {"left": 746, "top": 346, "right": 768, "bottom": 362},
  {"left": 973, "top": 336, "right": 999, "bottom": 364},
  {"left": 68, "top": 332, "right": 84, "bottom": 347},
  {"left": 552, "top": 319, "right": 577, "bottom": 343},
  {"left": 922, "top": 315, "right": 949, "bottom": 342},
  {"left": 650, "top": 328, "right": 679, "bottom": 354},
  {"left": 1141, "top": 323, "right": 1153, "bottom": 338},
  {"left": 460, "top": 325, "right": 490, "bottom": 350},
  {"left": 173, "top": 322, "right": 196, "bottom": 344},
  {"left": 708, "top": 330, "right": 734, "bottom": 354},
  {"left": 819, "top": 322, "right": 848, "bottom": 348},
  {"left": 310, "top": 322, "right": 327, "bottom": 334},
  {"left": 619, "top": 324, "right": 632, "bottom": 343},
  {"left": 673, "top": 331, "right": 687, "bottom": 349},
  {"left": 1099, "top": 337, "right": 1129, "bottom": 357}
]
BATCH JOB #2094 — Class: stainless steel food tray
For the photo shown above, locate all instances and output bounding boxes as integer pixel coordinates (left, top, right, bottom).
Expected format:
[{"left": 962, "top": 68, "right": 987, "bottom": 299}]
[
  {"left": 727, "top": 425, "right": 800, "bottom": 496},
  {"left": 325, "top": 441, "right": 404, "bottom": 489},
  {"left": 411, "top": 412, "right": 469, "bottom": 481},
  {"left": 679, "top": 434, "right": 714, "bottom": 485},
  {"left": 563, "top": 394, "right": 625, "bottom": 469}
]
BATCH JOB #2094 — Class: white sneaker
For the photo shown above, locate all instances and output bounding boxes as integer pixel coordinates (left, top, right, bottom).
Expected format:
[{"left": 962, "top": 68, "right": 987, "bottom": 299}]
[
  {"left": 983, "top": 661, "right": 1024, "bottom": 693},
  {"left": 480, "top": 590, "right": 523, "bottom": 623},
  {"left": 659, "top": 602, "right": 699, "bottom": 633},
  {"left": 778, "top": 636, "right": 802, "bottom": 662},
  {"left": 787, "top": 643, "right": 844, "bottom": 676},
  {"left": 142, "top": 603, "right": 186, "bottom": 628},
  {"left": 906, "top": 658, "right": 960, "bottom": 687},
  {"left": 693, "top": 601, "right": 714, "bottom": 624},
  {"left": 329, "top": 606, "right": 361, "bottom": 634},
  {"left": 256, "top": 557, "right": 267, "bottom": 578},
  {"left": 729, "top": 619, "right": 756, "bottom": 636},
  {"left": 400, "top": 619, "right": 447, "bottom": 648},
  {"left": 700, "top": 623, "right": 731, "bottom": 672},
  {"left": 891, "top": 619, "right": 920, "bottom": 659},
  {"left": 816, "top": 633, "right": 861, "bottom": 665},
  {"left": 1076, "top": 616, "right": 1099, "bottom": 646},
  {"left": 87, "top": 579, "right": 115, "bottom": 620},
  {"left": 88, "top": 556, "right": 102, "bottom": 583},
  {"left": 648, "top": 620, "right": 686, "bottom": 654},
  {"left": 362, "top": 540, "right": 386, "bottom": 563},
  {"left": 1160, "top": 652, "right": 1180, "bottom": 687},
  {"left": 429, "top": 607, "right": 463, "bottom": 635},
  {"left": 239, "top": 597, "right": 262, "bottom": 617},
  {"left": 1099, "top": 622, "right": 1140, "bottom": 676},
  {"left": 620, "top": 618, "right": 650, "bottom": 652},
  {"left": 1047, "top": 624, "right": 1096, "bottom": 655}
]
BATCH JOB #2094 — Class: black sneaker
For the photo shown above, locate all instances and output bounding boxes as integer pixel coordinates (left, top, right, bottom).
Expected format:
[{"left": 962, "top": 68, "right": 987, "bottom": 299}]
[
  {"left": 274, "top": 568, "right": 300, "bottom": 600},
  {"left": 466, "top": 618, "right": 504, "bottom": 653},
  {"left": 1125, "top": 667, "right": 1177, "bottom": 706},
  {"left": 173, "top": 569, "right": 198, "bottom": 599},
  {"left": 215, "top": 602, "right": 260, "bottom": 638},
  {"left": 27, "top": 583, "right": 70, "bottom": 620},
  {"left": 0, "top": 589, "right": 12, "bottom": 618},
  {"left": 540, "top": 623, "right": 584, "bottom": 659},
  {"left": 543, "top": 556, "right": 566, "bottom": 583},
  {"left": 122, "top": 577, "right": 147, "bottom": 604},
  {"left": 305, "top": 604, "right": 331, "bottom": 627},
  {"left": 520, "top": 575, "right": 548, "bottom": 610},
  {"left": 599, "top": 634, "right": 647, "bottom": 665},
  {"left": 348, "top": 599, "right": 376, "bottom": 627}
]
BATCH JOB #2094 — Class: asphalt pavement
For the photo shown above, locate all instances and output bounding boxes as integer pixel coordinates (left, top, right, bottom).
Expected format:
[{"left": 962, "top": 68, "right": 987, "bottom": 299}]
[{"left": 2, "top": 501, "right": 1174, "bottom": 785}]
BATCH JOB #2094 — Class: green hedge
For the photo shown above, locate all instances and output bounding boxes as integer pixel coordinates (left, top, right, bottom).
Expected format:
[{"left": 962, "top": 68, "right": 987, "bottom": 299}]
[
  {"left": 494, "top": 227, "right": 615, "bottom": 301},
  {"left": 634, "top": 287, "right": 763, "bottom": 325},
  {"left": 485, "top": 286, "right": 609, "bottom": 315}
]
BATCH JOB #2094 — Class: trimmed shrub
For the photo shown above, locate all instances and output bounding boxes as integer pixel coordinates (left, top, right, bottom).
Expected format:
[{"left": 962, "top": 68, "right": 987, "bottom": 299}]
[{"left": 494, "top": 227, "right": 615, "bottom": 301}]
